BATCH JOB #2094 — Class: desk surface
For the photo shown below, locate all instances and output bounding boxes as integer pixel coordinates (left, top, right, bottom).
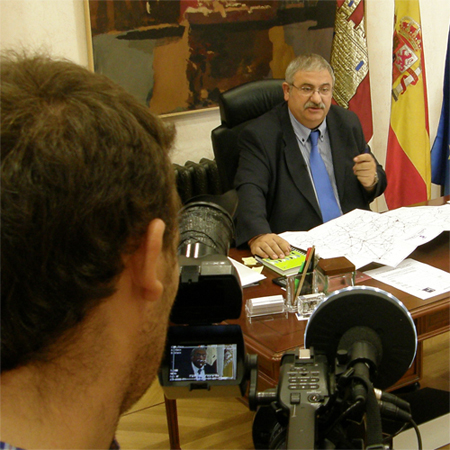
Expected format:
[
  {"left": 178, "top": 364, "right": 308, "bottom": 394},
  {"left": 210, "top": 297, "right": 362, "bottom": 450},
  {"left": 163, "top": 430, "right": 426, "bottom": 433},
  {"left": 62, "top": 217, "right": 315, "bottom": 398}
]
[{"left": 228, "top": 196, "right": 450, "bottom": 390}]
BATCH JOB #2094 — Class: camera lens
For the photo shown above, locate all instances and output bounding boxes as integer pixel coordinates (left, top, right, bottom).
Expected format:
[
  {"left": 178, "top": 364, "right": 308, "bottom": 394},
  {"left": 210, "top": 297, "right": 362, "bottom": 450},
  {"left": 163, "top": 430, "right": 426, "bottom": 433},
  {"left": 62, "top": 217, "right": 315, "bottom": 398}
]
[{"left": 178, "top": 200, "right": 234, "bottom": 258}]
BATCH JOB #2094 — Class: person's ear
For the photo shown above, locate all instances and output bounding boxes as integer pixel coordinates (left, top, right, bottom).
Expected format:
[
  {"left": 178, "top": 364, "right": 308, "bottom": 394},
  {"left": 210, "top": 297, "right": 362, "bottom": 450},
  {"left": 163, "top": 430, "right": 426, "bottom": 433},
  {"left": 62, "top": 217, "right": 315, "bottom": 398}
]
[
  {"left": 130, "top": 218, "right": 166, "bottom": 300},
  {"left": 282, "top": 82, "right": 291, "bottom": 101}
]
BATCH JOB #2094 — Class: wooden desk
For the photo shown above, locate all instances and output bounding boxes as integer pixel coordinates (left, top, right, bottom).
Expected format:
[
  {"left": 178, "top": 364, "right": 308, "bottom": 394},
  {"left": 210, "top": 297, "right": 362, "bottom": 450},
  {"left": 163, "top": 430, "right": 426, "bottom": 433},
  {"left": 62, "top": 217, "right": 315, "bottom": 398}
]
[
  {"left": 164, "top": 197, "right": 449, "bottom": 448},
  {"left": 228, "top": 196, "right": 450, "bottom": 392}
]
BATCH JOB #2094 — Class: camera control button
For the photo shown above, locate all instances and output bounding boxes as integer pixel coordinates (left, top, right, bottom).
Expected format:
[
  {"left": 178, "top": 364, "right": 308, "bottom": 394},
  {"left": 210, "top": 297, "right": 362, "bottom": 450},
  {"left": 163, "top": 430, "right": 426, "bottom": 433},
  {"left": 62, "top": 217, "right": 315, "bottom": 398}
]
[
  {"left": 290, "top": 393, "right": 301, "bottom": 404},
  {"left": 308, "top": 394, "right": 322, "bottom": 403}
]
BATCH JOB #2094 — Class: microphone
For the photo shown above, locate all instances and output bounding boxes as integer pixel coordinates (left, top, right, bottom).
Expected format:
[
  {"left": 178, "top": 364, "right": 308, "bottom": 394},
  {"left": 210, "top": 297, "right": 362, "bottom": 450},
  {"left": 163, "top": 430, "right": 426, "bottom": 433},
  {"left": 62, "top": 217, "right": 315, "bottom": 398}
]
[
  {"left": 305, "top": 286, "right": 418, "bottom": 448},
  {"left": 305, "top": 286, "right": 417, "bottom": 390}
]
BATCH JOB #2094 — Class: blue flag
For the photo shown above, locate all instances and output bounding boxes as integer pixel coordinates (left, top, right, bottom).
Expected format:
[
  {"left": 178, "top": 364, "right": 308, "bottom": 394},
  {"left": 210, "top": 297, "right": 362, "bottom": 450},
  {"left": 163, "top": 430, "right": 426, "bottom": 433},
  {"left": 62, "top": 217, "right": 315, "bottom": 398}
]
[{"left": 431, "top": 27, "right": 450, "bottom": 196}]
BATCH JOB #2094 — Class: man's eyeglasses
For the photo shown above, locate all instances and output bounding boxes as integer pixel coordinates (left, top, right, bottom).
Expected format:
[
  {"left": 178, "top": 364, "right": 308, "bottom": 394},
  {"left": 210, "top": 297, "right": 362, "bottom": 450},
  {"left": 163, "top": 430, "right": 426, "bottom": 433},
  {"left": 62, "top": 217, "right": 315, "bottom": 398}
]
[{"left": 290, "top": 84, "right": 332, "bottom": 97}]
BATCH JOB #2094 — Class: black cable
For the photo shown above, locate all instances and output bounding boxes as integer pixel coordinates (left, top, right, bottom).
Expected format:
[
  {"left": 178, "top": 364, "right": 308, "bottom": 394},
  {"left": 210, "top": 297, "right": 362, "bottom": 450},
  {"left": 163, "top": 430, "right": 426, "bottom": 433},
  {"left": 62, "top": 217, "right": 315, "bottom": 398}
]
[
  {"left": 323, "top": 399, "right": 364, "bottom": 437},
  {"left": 382, "top": 422, "right": 409, "bottom": 444},
  {"left": 409, "top": 419, "right": 423, "bottom": 450},
  {"left": 364, "top": 381, "right": 384, "bottom": 448},
  {"left": 381, "top": 418, "right": 423, "bottom": 450}
]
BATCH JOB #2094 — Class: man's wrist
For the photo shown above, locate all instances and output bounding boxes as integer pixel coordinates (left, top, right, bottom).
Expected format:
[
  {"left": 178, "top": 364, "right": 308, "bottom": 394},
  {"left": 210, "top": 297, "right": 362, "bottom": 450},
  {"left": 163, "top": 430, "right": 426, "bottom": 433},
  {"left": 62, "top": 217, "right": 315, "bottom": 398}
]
[
  {"left": 248, "top": 234, "right": 263, "bottom": 246},
  {"left": 366, "top": 172, "right": 378, "bottom": 189}
]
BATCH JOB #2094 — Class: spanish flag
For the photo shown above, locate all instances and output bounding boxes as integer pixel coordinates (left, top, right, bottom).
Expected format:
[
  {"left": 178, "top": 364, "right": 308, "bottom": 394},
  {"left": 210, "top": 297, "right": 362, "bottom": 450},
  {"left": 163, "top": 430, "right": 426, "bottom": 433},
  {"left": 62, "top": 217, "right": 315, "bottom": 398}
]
[
  {"left": 385, "top": 0, "right": 431, "bottom": 209},
  {"left": 331, "top": 0, "right": 373, "bottom": 142}
]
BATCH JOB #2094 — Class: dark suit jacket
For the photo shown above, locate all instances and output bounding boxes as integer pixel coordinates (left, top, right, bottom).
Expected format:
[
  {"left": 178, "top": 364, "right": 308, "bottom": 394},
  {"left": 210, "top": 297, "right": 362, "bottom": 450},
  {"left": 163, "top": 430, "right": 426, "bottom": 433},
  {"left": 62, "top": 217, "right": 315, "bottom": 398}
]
[
  {"left": 176, "top": 362, "right": 217, "bottom": 380},
  {"left": 234, "top": 102, "right": 387, "bottom": 247}
]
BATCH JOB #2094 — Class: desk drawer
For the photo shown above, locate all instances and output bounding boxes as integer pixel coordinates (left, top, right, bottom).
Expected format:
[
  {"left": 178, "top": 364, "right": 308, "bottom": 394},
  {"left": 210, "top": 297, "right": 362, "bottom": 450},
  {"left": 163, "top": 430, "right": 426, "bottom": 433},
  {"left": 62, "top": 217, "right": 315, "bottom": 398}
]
[{"left": 416, "top": 310, "right": 450, "bottom": 340}]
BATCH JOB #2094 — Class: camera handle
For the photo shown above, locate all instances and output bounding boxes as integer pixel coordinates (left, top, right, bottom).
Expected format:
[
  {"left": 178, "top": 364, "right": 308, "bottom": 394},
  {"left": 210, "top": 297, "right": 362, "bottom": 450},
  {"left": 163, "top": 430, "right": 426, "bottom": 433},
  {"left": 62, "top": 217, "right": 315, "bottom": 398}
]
[
  {"left": 349, "top": 363, "right": 384, "bottom": 449},
  {"left": 247, "top": 353, "right": 260, "bottom": 411},
  {"left": 285, "top": 401, "right": 319, "bottom": 449},
  {"left": 276, "top": 349, "right": 329, "bottom": 450}
]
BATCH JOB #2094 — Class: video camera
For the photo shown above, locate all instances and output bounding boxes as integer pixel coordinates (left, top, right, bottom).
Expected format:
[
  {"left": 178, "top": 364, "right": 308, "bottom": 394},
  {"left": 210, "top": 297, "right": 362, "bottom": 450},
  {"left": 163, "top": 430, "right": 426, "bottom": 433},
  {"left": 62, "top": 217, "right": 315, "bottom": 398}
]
[
  {"left": 159, "top": 191, "right": 257, "bottom": 399},
  {"left": 159, "top": 192, "right": 420, "bottom": 449},
  {"left": 250, "top": 287, "right": 419, "bottom": 449}
]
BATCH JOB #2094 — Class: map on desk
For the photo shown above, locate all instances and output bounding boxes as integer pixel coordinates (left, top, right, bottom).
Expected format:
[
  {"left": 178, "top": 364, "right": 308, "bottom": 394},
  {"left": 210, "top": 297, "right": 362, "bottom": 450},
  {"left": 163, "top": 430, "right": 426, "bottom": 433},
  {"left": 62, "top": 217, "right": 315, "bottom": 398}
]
[{"left": 280, "top": 205, "right": 450, "bottom": 269}]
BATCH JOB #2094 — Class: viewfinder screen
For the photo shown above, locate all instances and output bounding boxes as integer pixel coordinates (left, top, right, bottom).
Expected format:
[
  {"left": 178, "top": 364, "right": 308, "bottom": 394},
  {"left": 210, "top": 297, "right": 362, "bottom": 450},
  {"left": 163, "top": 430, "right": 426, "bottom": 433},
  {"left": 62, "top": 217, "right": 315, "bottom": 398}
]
[{"left": 169, "top": 344, "right": 237, "bottom": 382}]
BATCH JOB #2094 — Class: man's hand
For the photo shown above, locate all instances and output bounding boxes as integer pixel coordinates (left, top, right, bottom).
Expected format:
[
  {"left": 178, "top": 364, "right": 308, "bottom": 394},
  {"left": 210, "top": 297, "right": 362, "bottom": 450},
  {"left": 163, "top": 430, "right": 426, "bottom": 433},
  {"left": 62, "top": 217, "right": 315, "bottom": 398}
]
[
  {"left": 353, "top": 153, "right": 378, "bottom": 191},
  {"left": 249, "top": 233, "right": 291, "bottom": 260}
]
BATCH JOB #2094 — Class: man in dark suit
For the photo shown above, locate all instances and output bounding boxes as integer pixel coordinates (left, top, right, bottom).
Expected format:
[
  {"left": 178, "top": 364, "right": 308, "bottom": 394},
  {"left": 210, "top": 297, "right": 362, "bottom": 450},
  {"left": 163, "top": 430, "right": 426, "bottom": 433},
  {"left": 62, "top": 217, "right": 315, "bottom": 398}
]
[
  {"left": 176, "top": 347, "right": 218, "bottom": 380},
  {"left": 234, "top": 54, "right": 387, "bottom": 259}
]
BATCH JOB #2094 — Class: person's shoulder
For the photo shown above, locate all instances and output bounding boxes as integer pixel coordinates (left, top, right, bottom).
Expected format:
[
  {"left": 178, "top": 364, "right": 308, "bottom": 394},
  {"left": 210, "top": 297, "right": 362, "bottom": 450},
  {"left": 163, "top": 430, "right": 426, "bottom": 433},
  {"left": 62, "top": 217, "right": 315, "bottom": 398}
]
[
  {"left": 205, "top": 363, "right": 217, "bottom": 374},
  {"left": 328, "top": 104, "right": 362, "bottom": 128},
  {"left": 329, "top": 103, "right": 358, "bottom": 120}
]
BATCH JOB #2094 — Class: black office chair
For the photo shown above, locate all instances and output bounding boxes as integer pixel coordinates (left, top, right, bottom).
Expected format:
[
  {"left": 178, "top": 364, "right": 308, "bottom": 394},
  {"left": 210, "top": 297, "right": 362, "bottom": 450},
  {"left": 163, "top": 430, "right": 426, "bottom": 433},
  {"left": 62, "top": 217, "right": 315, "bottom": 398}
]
[{"left": 211, "top": 79, "right": 285, "bottom": 192}]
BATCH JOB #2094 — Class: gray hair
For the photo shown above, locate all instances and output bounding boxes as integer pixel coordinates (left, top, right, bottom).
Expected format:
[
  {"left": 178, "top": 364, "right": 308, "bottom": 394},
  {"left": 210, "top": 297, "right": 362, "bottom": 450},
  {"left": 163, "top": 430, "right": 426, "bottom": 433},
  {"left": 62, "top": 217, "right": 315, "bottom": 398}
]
[
  {"left": 191, "top": 347, "right": 206, "bottom": 356},
  {"left": 285, "top": 54, "right": 335, "bottom": 86}
]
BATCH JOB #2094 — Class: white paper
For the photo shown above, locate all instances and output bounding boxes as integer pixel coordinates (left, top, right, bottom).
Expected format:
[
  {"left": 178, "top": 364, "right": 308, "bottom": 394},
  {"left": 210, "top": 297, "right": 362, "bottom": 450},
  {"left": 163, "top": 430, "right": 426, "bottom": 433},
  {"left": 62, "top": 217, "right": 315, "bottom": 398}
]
[
  {"left": 229, "top": 257, "right": 266, "bottom": 287},
  {"left": 384, "top": 204, "right": 450, "bottom": 231},
  {"left": 280, "top": 205, "right": 450, "bottom": 269},
  {"left": 365, "top": 259, "right": 450, "bottom": 300}
]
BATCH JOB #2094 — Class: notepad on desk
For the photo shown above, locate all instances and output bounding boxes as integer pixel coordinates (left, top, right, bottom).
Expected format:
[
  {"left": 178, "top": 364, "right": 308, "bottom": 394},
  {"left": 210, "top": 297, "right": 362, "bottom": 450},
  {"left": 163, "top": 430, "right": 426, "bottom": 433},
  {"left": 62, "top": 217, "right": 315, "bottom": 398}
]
[{"left": 255, "top": 247, "right": 307, "bottom": 276}]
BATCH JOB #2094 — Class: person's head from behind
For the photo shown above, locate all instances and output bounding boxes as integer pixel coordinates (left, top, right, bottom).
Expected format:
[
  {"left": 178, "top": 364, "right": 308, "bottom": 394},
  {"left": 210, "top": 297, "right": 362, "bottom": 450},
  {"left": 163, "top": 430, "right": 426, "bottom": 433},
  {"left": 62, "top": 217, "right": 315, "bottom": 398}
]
[
  {"left": 1, "top": 51, "right": 180, "bottom": 412},
  {"left": 282, "top": 53, "right": 335, "bottom": 129}
]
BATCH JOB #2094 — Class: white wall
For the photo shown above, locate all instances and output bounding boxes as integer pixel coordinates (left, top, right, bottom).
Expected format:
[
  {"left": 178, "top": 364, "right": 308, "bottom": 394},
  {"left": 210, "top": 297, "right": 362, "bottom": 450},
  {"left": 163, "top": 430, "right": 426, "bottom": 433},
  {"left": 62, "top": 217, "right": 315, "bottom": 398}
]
[
  {"left": 0, "top": 0, "right": 88, "bottom": 67},
  {"left": 1, "top": 0, "right": 449, "bottom": 175}
]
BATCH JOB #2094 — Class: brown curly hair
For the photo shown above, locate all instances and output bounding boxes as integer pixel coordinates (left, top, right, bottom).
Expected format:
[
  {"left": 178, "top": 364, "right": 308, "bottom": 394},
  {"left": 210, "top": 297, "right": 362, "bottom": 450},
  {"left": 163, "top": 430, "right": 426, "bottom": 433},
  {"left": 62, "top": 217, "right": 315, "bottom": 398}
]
[{"left": 1, "top": 51, "right": 180, "bottom": 372}]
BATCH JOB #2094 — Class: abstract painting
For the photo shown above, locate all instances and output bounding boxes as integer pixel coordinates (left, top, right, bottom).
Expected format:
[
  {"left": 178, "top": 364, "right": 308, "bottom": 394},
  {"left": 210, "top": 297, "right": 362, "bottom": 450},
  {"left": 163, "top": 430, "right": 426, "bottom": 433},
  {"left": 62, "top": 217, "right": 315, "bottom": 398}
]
[{"left": 87, "top": 0, "right": 336, "bottom": 115}]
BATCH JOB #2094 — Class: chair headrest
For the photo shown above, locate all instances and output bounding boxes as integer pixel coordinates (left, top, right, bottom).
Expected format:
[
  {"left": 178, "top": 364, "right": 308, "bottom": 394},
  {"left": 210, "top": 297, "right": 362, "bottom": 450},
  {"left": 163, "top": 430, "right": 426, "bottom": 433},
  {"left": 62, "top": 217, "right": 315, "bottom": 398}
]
[{"left": 219, "top": 79, "right": 285, "bottom": 128}]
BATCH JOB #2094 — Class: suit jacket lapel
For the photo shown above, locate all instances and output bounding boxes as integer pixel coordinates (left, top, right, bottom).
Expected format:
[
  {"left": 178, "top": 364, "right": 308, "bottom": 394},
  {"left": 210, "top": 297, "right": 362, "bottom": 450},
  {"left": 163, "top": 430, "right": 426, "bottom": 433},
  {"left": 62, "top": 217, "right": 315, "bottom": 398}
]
[
  {"left": 278, "top": 104, "right": 322, "bottom": 217},
  {"left": 326, "top": 106, "right": 352, "bottom": 202}
]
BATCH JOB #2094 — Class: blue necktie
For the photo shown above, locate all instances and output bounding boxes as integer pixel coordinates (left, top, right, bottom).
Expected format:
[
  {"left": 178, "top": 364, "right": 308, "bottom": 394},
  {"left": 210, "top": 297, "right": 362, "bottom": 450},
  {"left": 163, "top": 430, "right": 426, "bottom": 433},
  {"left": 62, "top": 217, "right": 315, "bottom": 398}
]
[{"left": 309, "top": 130, "right": 341, "bottom": 222}]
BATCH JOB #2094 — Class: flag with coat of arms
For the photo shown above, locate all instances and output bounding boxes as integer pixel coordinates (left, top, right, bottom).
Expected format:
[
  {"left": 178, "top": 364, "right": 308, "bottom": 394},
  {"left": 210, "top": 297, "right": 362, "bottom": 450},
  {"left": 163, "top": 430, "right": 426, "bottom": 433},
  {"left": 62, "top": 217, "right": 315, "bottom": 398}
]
[
  {"left": 385, "top": 0, "right": 431, "bottom": 209},
  {"left": 331, "top": 0, "right": 373, "bottom": 143}
]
